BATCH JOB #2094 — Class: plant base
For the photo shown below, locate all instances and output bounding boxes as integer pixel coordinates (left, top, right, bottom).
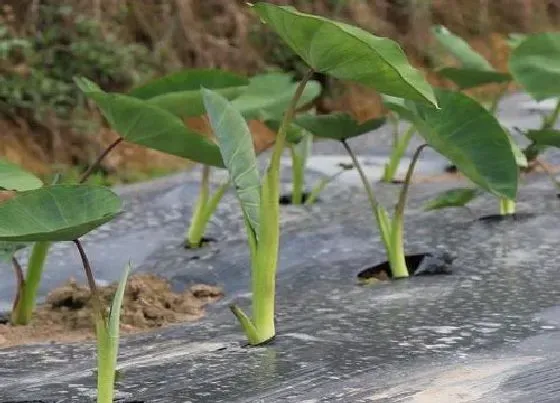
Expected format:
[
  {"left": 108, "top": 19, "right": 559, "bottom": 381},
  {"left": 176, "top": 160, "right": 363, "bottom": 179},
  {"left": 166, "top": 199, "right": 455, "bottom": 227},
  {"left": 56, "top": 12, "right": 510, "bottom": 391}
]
[
  {"left": 357, "top": 251, "right": 455, "bottom": 283},
  {"left": 279, "top": 192, "right": 314, "bottom": 205},
  {"left": 241, "top": 334, "right": 277, "bottom": 348}
]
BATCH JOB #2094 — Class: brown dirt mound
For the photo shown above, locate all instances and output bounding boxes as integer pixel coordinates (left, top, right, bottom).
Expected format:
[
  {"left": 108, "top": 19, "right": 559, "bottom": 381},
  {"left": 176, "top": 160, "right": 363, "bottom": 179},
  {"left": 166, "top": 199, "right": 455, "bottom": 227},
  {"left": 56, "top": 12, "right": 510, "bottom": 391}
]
[{"left": 0, "top": 274, "right": 223, "bottom": 348}]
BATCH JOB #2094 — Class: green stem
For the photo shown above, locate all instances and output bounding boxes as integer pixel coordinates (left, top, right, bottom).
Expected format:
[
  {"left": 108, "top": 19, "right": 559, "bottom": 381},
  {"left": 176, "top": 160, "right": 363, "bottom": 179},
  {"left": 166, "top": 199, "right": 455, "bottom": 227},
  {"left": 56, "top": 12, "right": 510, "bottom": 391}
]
[
  {"left": 79, "top": 137, "right": 123, "bottom": 184},
  {"left": 382, "top": 125, "right": 416, "bottom": 182},
  {"left": 340, "top": 139, "right": 393, "bottom": 253},
  {"left": 11, "top": 241, "right": 51, "bottom": 325},
  {"left": 235, "top": 69, "right": 314, "bottom": 345},
  {"left": 390, "top": 144, "right": 428, "bottom": 278},
  {"left": 186, "top": 165, "right": 211, "bottom": 248},
  {"left": 289, "top": 145, "right": 305, "bottom": 205},
  {"left": 499, "top": 198, "right": 516, "bottom": 215},
  {"left": 340, "top": 140, "right": 379, "bottom": 210},
  {"left": 96, "top": 325, "right": 115, "bottom": 403}
]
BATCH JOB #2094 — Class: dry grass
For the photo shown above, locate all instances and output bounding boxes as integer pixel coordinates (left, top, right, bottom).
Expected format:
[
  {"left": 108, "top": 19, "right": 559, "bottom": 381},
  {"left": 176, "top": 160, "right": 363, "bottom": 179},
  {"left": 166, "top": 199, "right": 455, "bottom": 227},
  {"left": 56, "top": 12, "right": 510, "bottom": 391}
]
[{"left": 2, "top": 0, "right": 559, "bottom": 177}]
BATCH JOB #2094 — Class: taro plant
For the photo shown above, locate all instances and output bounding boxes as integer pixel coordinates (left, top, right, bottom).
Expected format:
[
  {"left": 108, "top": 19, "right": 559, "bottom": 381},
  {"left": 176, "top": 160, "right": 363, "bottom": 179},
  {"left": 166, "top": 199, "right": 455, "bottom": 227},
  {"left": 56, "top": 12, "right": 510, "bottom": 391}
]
[
  {"left": 0, "top": 181, "right": 129, "bottom": 402},
  {"left": 509, "top": 32, "right": 560, "bottom": 168},
  {"left": 79, "top": 69, "right": 322, "bottom": 248},
  {"left": 428, "top": 26, "right": 527, "bottom": 215},
  {"left": 196, "top": 1, "right": 439, "bottom": 344},
  {"left": 426, "top": 32, "right": 560, "bottom": 213},
  {"left": 297, "top": 90, "right": 518, "bottom": 278},
  {"left": 0, "top": 126, "right": 132, "bottom": 325},
  {"left": 77, "top": 69, "right": 245, "bottom": 248}
]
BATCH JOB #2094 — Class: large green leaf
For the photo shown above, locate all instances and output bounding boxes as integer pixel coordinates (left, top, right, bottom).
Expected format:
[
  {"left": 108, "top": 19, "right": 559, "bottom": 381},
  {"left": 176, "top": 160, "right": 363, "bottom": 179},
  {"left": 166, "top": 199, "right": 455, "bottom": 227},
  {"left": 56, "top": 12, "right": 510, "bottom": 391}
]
[
  {"left": 128, "top": 69, "right": 248, "bottom": 99},
  {"left": 432, "top": 26, "right": 493, "bottom": 71},
  {"left": 412, "top": 89, "right": 518, "bottom": 200},
  {"left": 0, "top": 159, "right": 43, "bottom": 191},
  {"left": 76, "top": 78, "right": 224, "bottom": 167},
  {"left": 233, "top": 72, "right": 321, "bottom": 119},
  {"left": 437, "top": 68, "right": 511, "bottom": 90},
  {"left": 294, "top": 113, "right": 386, "bottom": 140},
  {"left": 127, "top": 69, "right": 248, "bottom": 118},
  {"left": 0, "top": 185, "right": 122, "bottom": 242},
  {"left": 424, "top": 188, "right": 481, "bottom": 211},
  {"left": 145, "top": 87, "right": 245, "bottom": 118},
  {"left": 509, "top": 33, "right": 560, "bottom": 101},
  {"left": 525, "top": 128, "right": 560, "bottom": 147},
  {"left": 201, "top": 88, "right": 261, "bottom": 235},
  {"left": 252, "top": 3, "right": 437, "bottom": 106}
]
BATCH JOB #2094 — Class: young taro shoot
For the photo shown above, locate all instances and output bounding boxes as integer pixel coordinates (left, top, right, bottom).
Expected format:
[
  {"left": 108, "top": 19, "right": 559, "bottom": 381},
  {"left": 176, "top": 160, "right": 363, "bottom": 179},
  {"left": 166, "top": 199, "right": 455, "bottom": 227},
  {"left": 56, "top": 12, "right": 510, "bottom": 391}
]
[
  {"left": 0, "top": 183, "right": 126, "bottom": 402},
  {"left": 298, "top": 90, "right": 518, "bottom": 278},
  {"left": 0, "top": 93, "right": 145, "bottom": 325},
  {"left": 245, "top": 1, "right": 437, "bottom": 283}
]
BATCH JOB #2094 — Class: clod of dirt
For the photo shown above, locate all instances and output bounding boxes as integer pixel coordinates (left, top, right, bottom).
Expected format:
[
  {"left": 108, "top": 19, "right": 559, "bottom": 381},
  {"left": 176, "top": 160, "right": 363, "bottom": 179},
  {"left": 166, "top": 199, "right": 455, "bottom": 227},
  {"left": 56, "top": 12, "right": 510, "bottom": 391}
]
[{"left": 0, "top": 275, "right": 223, "bottom": 348}]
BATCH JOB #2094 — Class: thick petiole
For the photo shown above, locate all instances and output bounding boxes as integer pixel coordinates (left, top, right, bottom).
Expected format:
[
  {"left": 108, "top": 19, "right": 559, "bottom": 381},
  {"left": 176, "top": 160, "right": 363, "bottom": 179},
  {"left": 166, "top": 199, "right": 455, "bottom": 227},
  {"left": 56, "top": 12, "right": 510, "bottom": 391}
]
[
  {"left": 233, "top": 70, "right": 315, "bottom": 345},
  {"left": 289, "top": 145, "right": 305, "bottom": 205},
  {"left": 499, "top": 198, "right": 516, "bottom": 215}
]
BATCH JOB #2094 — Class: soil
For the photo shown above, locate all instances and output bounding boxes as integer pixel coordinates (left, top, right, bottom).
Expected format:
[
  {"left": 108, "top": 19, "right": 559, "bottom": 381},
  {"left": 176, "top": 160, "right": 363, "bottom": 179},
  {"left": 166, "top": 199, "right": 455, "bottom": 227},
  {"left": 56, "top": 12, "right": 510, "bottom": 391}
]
[{"left": 0, "top": 274, "right": 223, "bottom": 348}]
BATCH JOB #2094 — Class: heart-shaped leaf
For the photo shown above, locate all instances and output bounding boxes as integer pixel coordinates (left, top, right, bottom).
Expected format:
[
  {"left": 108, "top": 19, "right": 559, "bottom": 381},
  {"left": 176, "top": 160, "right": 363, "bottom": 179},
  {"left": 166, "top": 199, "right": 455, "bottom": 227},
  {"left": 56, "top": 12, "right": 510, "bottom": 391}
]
[
  {"left": 128, "top": 69, "right": 248, "bottom": 99},
  {"left": 431, "top": 25, "right": 493, "bottom": 71},
  {"left": 509, "top": 33, "right": 560, "bottom": 101},
  {"left": 145, "top": 87, "right": 246, "bottom": 118},
  {"left": 76, "top": 78, "right": 225, "bottom": 167},
  {"left": 126, "top": 69, "right": 249, "bottom": 118},
  {"left": 294, "top": 113, "right": 386, "bottom": 140},
  {"left": 412, "top": 89, "right": 518, "bottom": 200},
  {"left": 202, "top": 88, "right": 261, "bottom": 236},
  {"left": 437, "top": 68, "right": 511, "bottom": 90},
  {"left": 252, "top": 3, "right": 437, "bottom": 106},
  {"left": 424, "top": 187, "right": 481, "bottom": 211},
  {"left": 232, "top": 72, "right": 321, "bottom": 119},
  {"left": 0, "top": 159, "right": 43, "bottom": 191},
  {"left": 0, "top": 185, "right": 122, "bottom": 242}
]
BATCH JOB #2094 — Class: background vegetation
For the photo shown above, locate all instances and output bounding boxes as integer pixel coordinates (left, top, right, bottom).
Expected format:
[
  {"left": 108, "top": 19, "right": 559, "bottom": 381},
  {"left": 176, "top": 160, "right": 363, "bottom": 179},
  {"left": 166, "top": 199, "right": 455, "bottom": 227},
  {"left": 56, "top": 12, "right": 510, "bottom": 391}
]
[{"left": 1, "top": 0, "right": 558, "bottom": 182}]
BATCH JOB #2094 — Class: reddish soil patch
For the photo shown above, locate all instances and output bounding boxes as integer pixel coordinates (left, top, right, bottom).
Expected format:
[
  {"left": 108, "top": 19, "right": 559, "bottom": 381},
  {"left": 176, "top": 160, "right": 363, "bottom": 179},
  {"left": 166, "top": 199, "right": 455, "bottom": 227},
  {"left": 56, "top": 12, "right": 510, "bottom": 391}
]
[{"left": 0, "top": 274, "right": 223, "bottom": 348}]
